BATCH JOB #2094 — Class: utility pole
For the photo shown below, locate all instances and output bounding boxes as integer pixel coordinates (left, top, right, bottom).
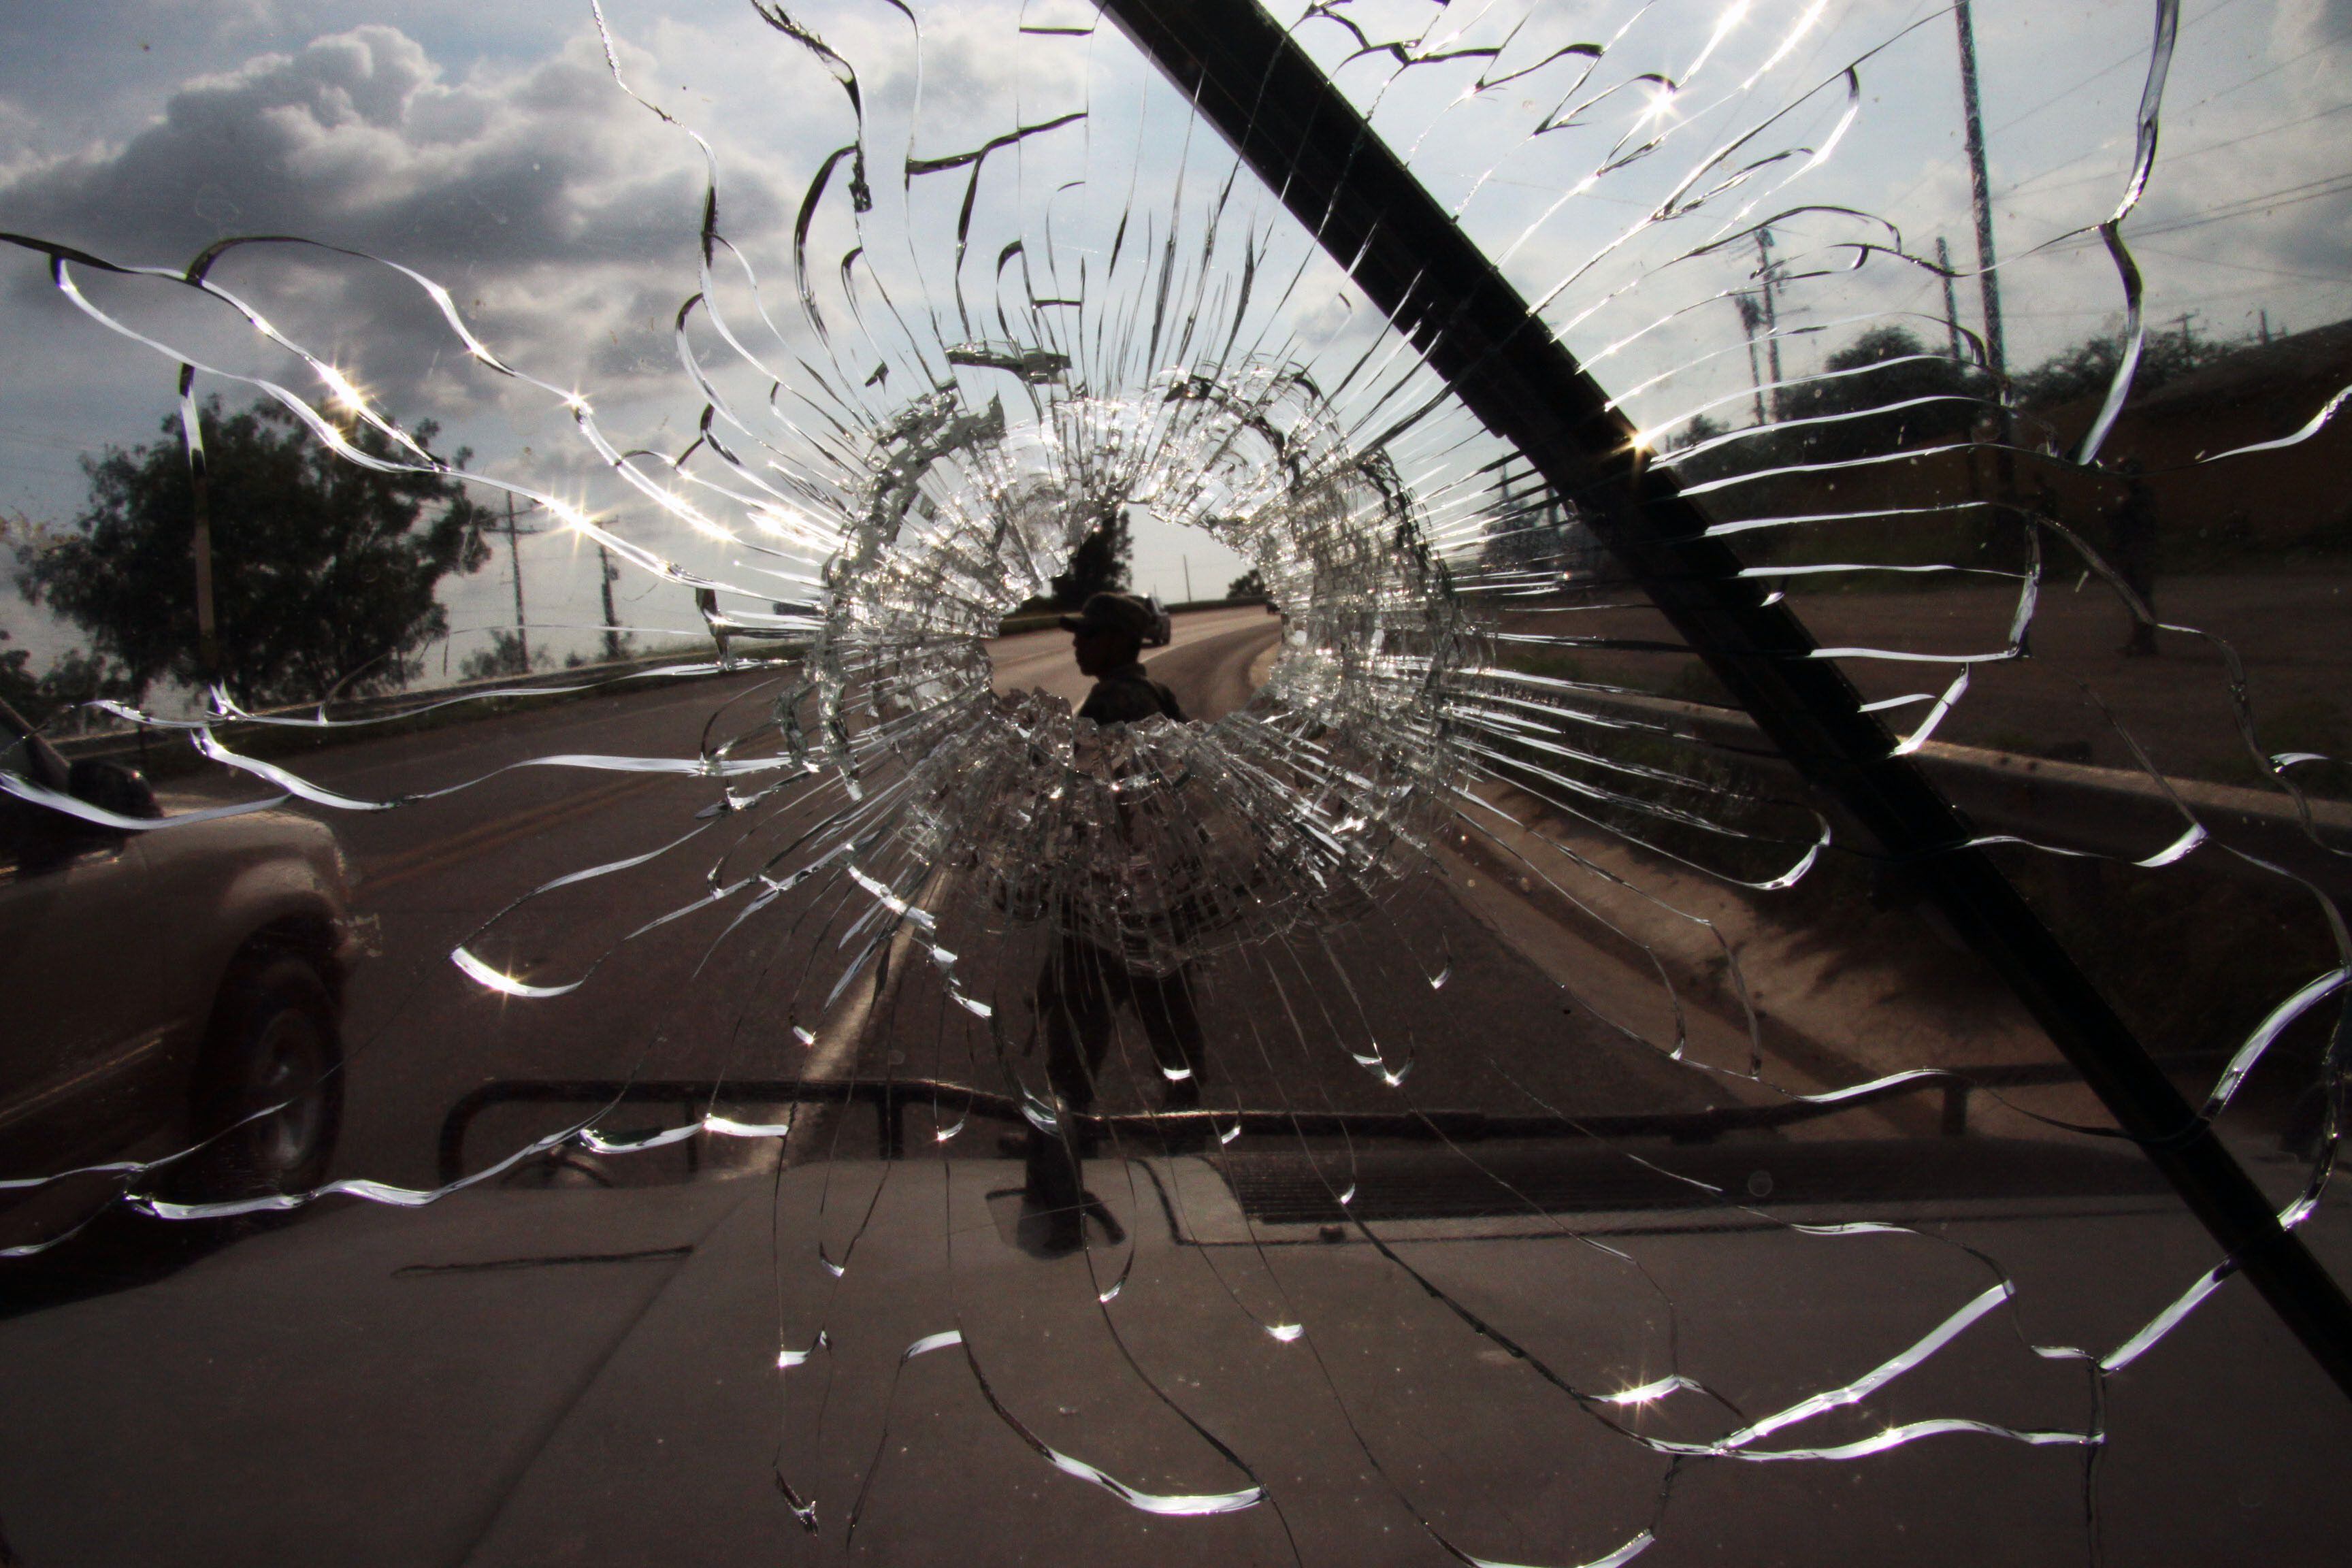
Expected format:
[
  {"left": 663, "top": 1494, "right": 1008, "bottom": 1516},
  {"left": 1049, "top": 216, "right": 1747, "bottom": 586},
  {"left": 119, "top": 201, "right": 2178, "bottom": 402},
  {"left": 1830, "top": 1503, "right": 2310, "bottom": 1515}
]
[
  {"left": 497, "top": 494, "right": 550, "bottom": 674},
  {"left": 596, "top": 541, "right": 625, "bottom": 663},
  {"left": 2259, "top": 308, "right": 2272, "bottom": 346},
  {"left": 1936, "top": 235, "right": 1964, "bottom": 365},
  {"left": 1953, "top": 0, "right": 2007, "bottom": 385},
  {"left": 1754, "top": 227, "right": 1784, "bottom": 414},
  {"left": 502, "top": 494, "right": 530, "bottom": 672},
  {"left": 1734, "top": 293, "right": 1769, "bottom": 427},
  {"left": 1181, "top": 553, "right": 1194, "bottom": 602},
  {"left": 178, "top": 369, "right": 220, "bottom": 683},
  {"left": 189, "top": 439, "right": 218, "bottom": 678}
]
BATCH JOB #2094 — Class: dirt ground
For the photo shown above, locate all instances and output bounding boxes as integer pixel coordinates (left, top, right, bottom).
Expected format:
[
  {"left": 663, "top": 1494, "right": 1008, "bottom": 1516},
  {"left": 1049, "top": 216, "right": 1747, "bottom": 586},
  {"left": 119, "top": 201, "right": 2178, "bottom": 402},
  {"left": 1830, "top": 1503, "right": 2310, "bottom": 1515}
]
[{"left": 1508, "top": 571, "right": 2352, "bottom": 789}]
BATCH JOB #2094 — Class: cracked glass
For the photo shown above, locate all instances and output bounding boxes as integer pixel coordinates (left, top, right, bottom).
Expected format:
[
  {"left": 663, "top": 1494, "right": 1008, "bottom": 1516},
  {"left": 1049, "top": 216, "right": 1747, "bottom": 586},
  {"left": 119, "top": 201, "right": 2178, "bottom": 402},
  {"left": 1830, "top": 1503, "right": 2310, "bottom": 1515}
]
[{"left": 2, "top": 2, "right": 2349, "bottom": 1563}]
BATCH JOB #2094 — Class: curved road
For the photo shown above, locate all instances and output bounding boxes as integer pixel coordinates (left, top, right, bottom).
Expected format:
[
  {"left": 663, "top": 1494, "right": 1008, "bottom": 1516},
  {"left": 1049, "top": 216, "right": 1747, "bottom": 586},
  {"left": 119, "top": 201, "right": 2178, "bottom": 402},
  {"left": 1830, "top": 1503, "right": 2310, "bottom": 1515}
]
[{"left": 987, "top": 605, "right": 1282, "bottom": 721}]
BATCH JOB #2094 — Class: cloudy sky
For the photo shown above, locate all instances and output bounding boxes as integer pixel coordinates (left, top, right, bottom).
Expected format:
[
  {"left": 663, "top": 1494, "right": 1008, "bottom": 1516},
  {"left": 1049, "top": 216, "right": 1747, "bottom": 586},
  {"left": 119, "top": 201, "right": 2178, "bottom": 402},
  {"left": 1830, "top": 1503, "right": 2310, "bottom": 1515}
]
[{"left": 1, "top": 0, "right": 2343, "bottom": 681}]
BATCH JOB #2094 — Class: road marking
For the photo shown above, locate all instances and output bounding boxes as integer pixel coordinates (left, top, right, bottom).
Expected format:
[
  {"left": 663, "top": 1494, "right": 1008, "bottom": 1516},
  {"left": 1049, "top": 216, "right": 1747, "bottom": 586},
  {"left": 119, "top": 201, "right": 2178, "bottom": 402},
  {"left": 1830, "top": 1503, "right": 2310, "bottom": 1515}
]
[
  {"left": 785, "top": 860, "right": 964, "bottom": 1165},
  {"left": 316, "top": 672, "right": 774, "bottom": 787},
  {"left": 357, "top": 774, "right": 670, "bottom": 895}
]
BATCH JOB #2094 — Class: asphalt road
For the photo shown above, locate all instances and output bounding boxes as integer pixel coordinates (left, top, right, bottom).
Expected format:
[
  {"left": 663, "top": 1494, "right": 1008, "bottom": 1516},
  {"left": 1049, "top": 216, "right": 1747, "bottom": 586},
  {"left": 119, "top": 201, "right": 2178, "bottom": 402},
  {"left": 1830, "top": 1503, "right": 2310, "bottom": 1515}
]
[
  {"left": 105, "top": 599, "right": 2190, "bottom": 1198},
  {"left": 227, "top": 600, "right": 2178, "bottom": 1194},
  {"left": 14, "top": 614, "right": 2352, "bottom": 1567},
  {"left": 149, "top": 608, "right": 1718, "bottom": 1193},
  {"left": 987, "top": 602, "right": 1282, "bottom": 720}
]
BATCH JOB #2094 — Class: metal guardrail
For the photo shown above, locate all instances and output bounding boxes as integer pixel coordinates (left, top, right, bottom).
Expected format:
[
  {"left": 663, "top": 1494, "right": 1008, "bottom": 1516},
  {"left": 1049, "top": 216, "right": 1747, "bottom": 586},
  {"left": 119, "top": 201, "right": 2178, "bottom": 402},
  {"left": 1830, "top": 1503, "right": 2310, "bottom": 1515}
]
[
  {"left": 49, "top": 647, "right": 767, "bottom": 764},
  {"left": 434, "top": 1057, "right": 2227, "bottom": 1185}
]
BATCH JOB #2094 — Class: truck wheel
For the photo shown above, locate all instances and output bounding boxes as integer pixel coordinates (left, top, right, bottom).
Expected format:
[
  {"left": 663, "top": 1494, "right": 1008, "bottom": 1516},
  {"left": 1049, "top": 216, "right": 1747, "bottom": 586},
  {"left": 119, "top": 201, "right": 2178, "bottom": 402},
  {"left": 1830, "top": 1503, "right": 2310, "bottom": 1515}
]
[{"left": 169, "top": 953, "right": 344, "bottom": 1201}]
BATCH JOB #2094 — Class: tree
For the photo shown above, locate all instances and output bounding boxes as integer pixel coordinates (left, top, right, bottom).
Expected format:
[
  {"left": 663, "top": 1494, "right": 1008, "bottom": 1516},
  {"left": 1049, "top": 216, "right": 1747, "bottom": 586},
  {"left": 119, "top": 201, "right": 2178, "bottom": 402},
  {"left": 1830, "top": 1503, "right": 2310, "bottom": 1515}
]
[
  {"left": 1772, "top": 326, "right": 1980, "bottom": 463},
  {"left": 2012, "top": 326, "right": 2229, "bottom": 411},
  {"left": 1, "top": 515, "right": 138, "bottom": 729},
  {"left": 1672, "top": 413, "right": 1727, "bottom": 451},
  {"left": 1226, "top": 567, "right": 1267, "bottom": 600},
  {"left": 1478, "top": 462, "right": 1596, "bottom": 576},
  {"left": 0, "top": 628, "right": 37, "bottom": 720},
  {"left": 459, "top": 629, "right": 546, "bottom": 683},
  {"left": 15, "top": 397, "right": 493, "bottom": 704},
  {"left": 0, "top": 521, "right": 46, "bottom": 720},
  {"left": 1049, "top": 507, "right": 1132, "bottom": 606},
  {"left": 1, "top": 636, "right": 136, "bottom": 732}
]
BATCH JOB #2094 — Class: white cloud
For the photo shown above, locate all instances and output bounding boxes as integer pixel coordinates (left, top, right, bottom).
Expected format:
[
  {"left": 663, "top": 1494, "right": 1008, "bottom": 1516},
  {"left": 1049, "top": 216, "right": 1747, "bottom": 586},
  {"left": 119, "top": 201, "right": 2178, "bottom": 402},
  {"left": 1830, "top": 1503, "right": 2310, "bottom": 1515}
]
[{"left": 0, "top": 25, "right": 742, "bottom": 273}]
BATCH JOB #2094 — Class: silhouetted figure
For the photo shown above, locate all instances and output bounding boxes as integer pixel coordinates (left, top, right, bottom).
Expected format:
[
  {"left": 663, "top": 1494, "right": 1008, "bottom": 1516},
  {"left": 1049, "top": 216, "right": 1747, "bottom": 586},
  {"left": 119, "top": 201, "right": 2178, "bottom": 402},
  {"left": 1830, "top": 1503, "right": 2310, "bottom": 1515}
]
[
  {"left": 1022, "top": 592, "right": 1205, "bottom": 1250},
  {"left": 1036, "top": 933, "right": 1207, "bottom": 1115},
  {"left": 1064, "top": 590, "right": 1186, "bottom": 724},
  {"left": 2108, "top": 459, "right": 2161, "bottom": 657}
]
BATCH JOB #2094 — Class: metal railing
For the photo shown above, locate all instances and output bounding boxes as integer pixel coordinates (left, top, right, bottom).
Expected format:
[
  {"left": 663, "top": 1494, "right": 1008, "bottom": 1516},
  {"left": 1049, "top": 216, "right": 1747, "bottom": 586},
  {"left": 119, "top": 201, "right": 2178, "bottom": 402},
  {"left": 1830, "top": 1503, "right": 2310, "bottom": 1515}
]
[{"left": 434, "top": 1056, "right": 2227, "bottom": 1185}]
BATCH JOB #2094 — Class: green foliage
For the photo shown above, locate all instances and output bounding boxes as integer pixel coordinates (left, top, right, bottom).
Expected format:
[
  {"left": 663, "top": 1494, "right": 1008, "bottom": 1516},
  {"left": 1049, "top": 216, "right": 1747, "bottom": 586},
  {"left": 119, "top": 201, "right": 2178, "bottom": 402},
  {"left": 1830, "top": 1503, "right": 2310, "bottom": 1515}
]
[
  {"left": 1049, "top": 508, "right": 1132, "bottom": 606},
  {"left": 0, "top": 630, "right": 37, "bottom": 721},
  {"left": 459, "top": 628, "right": 546, "bottom": 683},
  {"left": 1226, "top": 566, "right": 1267, "bottom": 599},
  {"left": 1771, "top": 326, "right": 1982, "bottom": 462},
  {"left": 2011, "top": 325, "right": 2230, "bottom": 410},
  {"left": 15, "top": 397, "right": 492, "bottom": 704},
  {"left": 31, "top": 647, "right": 135, "bottom": 728},
  {"left": 0, "top": 626, "right": 134, "bottom": 732},
  {"left": 1664, "top": 325, "right": 1983, "bottom": 487},
  {"left": 1671, "top": 413, "right": 1727, "bottom": 451},
  {"left": 1477, "top": 476, "right": 1592, "bottom": 575}
]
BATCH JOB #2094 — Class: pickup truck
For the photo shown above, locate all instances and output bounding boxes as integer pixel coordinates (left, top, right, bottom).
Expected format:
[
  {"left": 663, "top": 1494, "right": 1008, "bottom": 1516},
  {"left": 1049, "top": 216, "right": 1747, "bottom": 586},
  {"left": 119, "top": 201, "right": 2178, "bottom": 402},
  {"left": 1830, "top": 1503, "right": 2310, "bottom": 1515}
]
[{"left": 1, "top": 701, "right": 357, "bottom": 1247}]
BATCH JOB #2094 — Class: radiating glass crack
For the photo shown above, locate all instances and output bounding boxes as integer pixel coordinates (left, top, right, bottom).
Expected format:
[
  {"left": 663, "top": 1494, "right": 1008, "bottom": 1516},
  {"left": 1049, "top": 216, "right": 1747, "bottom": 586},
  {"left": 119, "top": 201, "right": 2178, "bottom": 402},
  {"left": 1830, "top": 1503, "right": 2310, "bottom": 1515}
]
[{"left": 5, "top": 1, "right": 2351, "bottom": 1561}]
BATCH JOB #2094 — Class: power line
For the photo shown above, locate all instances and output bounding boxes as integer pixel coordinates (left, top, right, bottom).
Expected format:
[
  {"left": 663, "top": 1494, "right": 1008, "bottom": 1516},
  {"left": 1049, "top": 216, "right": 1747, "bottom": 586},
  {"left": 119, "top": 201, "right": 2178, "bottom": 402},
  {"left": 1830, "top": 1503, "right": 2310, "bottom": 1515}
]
[
  {"left": 2177, "top": 18, "right": 2352, "bottom": 113},
  {"left": 2127, "top": 172, "right": 2352, "bottom": 239},
  {"left": 2004, "top": 99, "right": 2352, "bottom": 203},
  {"left": 2003, "top": 274, "right": 2352, "bottom": 318},
  {"left": 2036, "top": 169, "right": 2352, "bottom": 257},
  {"left": 1987, "top": 0, "right": 2256, "bottom": 140},
  {"left": 1878, "top": 0, "right": 2327, "bottom": 229},
  {"left": 1879, "top": 0, "right": 2244, "bottom": 218},
  {"left": 2127, "top": 241, "right": 2352, "bottom": 287}
]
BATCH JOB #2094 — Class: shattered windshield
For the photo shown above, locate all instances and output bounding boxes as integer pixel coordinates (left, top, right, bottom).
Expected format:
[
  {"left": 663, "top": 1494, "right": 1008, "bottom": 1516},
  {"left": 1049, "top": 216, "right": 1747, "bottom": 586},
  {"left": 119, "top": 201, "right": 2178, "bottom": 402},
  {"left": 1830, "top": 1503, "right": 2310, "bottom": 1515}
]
[{"left": 3, "top": 1, "right": 2349, "bottom": 1562}]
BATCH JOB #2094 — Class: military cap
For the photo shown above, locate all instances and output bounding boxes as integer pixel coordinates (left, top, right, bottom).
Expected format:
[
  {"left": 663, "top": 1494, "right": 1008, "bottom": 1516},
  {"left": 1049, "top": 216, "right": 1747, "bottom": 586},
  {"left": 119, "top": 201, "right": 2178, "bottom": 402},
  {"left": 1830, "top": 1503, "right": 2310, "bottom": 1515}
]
[{"left": 1058, "top": 591, "right": 1156, "bottom": 641}]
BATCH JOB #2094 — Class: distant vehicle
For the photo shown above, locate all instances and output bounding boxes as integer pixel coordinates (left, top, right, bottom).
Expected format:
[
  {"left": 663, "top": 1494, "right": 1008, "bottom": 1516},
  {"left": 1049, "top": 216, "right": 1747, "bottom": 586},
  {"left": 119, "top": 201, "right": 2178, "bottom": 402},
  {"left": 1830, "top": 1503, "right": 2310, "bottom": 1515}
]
[
  {"left": 1, "top": 702, "right": 357, "bottom": 1247},
  {"left": 1143, "top": 593, "right": 1173, "bottom": 647}
]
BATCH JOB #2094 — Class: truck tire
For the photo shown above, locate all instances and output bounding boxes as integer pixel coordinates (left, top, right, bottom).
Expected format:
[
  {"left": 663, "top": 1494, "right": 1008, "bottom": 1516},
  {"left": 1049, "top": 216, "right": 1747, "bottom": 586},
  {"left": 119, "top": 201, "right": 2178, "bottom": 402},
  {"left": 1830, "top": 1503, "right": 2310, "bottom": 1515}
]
[{"left": 169, "top": 952, "right": 344, "bottom": 1201}]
